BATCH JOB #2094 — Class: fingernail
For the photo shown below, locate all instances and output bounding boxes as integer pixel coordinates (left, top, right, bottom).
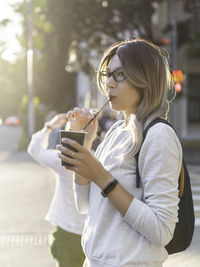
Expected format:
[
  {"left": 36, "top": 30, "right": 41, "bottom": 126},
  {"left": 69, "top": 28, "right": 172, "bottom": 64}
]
[{"left": 62, "top": 138, "right": 70, "bottom": 143}]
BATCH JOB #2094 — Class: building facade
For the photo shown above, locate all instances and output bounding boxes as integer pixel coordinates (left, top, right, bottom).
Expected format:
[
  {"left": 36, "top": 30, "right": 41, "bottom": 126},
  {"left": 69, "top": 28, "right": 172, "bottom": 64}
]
[{"left": 153, "top": 0, "right": 200, "bottom": 143}]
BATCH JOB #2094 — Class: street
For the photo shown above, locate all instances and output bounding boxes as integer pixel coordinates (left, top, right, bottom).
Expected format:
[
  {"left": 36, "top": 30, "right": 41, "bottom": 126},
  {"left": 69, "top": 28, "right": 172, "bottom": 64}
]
[
  {"left": 0, "top": 126, "right": 200, "bottom": 266},
  {"left": 0, "top": 125, "right": 22, "bottom": 151},
  {"left": 0, "top": 126, "right": 56, "bottom": 266}
]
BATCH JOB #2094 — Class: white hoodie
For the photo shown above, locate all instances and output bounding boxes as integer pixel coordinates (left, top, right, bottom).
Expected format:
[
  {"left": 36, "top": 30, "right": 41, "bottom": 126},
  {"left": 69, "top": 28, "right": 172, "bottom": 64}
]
[
  {"left": 28, "top": 128, "right": 85, "bottom": 234},
  {"left": 74, "top": 121, "right": 182, "bottom": 267}
]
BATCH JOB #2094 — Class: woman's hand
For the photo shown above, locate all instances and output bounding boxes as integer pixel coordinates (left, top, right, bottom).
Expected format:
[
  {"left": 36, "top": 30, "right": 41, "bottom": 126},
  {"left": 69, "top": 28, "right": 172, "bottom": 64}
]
[
  {"left": 66, "top": 108, "right": 99, "bottom": 149},
  {"left": 56, "top": 138, "right": 113, "bottom": 188}
]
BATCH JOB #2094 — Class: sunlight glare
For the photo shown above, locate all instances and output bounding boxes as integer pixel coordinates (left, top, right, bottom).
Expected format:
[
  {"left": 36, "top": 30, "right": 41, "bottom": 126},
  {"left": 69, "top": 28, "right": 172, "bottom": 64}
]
[{"left": 0, "top": 0, "right": 23, "bottom": 62}]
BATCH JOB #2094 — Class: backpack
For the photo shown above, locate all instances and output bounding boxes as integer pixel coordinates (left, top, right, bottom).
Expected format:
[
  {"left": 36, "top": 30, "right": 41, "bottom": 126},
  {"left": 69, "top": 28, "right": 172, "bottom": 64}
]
[{"left": 135, "top": 118, "right": 195, "bottom": 254}]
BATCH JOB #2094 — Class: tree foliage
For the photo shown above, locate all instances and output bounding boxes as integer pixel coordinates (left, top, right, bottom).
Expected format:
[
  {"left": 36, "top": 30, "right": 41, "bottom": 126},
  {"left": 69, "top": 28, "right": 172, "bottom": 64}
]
[
  {"left": 1, "top": 0, "right": 199, "bottom": 117},
  {"left": 0, "top": 57, "right": 26, "bottom": 118},
  {"left": 1, "top": 0, "right": 199, "bottom": 118},
  {"left": 0, "top": 5, "right": 26, "bottom": 118},
  {"left": 12, "top": 0, "right": 161, "bottom": 113},
  {"left": 58, "top": 0, "right": 158, "bottom": 73}
]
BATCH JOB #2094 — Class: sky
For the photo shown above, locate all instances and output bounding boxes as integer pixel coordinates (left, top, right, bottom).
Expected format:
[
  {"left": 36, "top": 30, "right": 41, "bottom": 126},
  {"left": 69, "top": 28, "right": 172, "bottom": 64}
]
[{"left": 0, "top": 0, "right": 23, "bottom": 62}]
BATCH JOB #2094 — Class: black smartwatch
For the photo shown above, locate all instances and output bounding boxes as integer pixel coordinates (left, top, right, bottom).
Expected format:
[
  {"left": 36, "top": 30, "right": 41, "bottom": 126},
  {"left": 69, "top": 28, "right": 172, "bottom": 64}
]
[{"left": 101, "top": 179, "right": 119, "bottom": 197}]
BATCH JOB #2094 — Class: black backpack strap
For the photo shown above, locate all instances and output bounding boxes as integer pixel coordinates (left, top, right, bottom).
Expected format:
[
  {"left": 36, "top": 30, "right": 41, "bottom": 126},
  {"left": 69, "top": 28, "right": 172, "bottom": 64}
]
[{"left": 135, "top": 118, "right": 172, "bottom": 188}]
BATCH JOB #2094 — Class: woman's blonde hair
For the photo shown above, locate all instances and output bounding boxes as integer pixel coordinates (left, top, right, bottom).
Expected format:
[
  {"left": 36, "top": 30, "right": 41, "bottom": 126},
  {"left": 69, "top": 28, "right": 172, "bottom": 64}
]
[{"left": 97, "top": 38, "right": 173, "bottom": 157}]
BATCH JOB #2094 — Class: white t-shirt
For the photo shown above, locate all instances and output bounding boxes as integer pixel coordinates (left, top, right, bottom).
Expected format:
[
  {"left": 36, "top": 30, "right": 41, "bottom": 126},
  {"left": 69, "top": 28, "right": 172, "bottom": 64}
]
[
  {"left": 28, "top": 128, "right": 85, "bottom": 235},
  {"left": 74, "top": 121, "right": 182, "bottom": 266}
]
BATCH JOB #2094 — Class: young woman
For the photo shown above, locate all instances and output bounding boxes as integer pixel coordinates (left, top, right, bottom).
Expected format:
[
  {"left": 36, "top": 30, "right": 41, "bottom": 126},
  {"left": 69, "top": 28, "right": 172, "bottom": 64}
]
[{"left": 57, "top": 38, "right": 182, "bottom": 267}]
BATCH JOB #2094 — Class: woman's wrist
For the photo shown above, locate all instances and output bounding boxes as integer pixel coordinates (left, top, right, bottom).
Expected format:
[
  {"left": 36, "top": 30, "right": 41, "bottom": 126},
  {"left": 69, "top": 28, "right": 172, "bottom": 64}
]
[
  {"left": 94, "top": 170, "right": 114, "bottom": 190},
  {"left": 101, "top": 179, "right": 119, "bottom": 197}
]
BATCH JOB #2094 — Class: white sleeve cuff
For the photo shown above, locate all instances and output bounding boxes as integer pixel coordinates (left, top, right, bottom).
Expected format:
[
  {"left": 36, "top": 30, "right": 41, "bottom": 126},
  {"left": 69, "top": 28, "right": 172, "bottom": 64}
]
[
  {"left": 124, "top": 197, "right": 145, "bottom": 228},
  {"left": 73, "top": 181, "right": 90, "bottom": 214}
]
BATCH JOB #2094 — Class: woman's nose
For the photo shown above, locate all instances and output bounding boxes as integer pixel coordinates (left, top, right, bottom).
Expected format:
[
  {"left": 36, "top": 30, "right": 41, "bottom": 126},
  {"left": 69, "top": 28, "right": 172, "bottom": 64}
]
[{"left": 106, "top": 76, "right": 116, "bottom": 89}]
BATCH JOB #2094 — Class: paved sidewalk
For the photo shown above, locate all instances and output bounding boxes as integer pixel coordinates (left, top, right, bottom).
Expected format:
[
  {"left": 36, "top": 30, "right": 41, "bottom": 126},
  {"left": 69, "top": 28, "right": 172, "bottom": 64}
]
[
  {"left": 0, "top": 152, "right": 200, "bottom": 266},
  {"left": 0, "top": 151, "right": 56, "bottom": 267},
  {"left": 163, "top": 226, "right": 200, "bottom": 267}
]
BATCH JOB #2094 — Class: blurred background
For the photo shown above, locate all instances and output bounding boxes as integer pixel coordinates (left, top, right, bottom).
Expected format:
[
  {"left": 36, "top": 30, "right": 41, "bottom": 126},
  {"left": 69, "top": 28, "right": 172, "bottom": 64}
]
[
  {"left": 0, "top": 0, "right": 200, "bottom": 150},
  {"left": 0, "top": 0, "right": 200, "bottom": 266}
]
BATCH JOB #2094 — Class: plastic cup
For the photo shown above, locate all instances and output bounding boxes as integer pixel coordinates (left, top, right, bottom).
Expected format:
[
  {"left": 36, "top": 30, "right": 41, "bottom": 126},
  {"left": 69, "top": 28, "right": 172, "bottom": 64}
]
[{"left": 59, "top": 130, "right": 86, "bottom": 167}]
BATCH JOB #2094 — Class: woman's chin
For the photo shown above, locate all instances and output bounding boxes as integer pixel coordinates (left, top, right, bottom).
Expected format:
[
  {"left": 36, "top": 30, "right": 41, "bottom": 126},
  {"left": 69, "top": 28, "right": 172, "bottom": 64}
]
[{"left": 110, "top": 103, "right": 121, "bottom": 112}]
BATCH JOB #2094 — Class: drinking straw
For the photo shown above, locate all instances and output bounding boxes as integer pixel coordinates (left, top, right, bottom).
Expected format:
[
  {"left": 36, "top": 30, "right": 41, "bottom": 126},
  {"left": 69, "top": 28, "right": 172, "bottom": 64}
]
[{"left": 81, "top": 99, "right": 110, "bottom": 131}]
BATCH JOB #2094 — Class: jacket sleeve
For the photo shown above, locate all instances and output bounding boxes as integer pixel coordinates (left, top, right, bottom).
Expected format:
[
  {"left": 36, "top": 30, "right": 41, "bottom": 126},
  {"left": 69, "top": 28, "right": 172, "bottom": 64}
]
[
  {"left": 73, "top": 181, "right": 90, "bottom": 214},
  {"left": 124, "top": 124, "right": 182, "bottom": 247},
  {"left": 27, "top": 128, "right": 64, "bottom": 173}
]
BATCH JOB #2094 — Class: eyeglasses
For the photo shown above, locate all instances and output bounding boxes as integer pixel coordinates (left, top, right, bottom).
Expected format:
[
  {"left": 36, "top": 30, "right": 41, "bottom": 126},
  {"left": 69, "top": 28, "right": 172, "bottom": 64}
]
[{"left": 99, "top": 68, "right": 126, "bottom": 84}]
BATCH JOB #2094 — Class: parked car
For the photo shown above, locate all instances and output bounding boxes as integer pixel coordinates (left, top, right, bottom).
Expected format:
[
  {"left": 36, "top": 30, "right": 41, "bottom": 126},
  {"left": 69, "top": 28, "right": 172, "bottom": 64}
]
[
  {"left": 0, "top": 116, "right": 3, "bottom": 126},
  {"left": 4, "top": 116, "right": 20, "bottom": 126}
]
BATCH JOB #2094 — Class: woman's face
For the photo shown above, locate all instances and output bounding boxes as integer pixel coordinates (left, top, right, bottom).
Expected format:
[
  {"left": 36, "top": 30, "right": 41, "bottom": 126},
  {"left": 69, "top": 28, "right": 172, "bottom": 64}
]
[{"left": 105, "top": 54, "right": 142, "bottom": 116}]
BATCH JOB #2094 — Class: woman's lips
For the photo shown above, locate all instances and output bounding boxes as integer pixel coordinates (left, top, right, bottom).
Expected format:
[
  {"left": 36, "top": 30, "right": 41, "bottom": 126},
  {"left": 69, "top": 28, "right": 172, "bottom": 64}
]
[{"left": 109, "top": 96, "right": 116, "bottom": 101}]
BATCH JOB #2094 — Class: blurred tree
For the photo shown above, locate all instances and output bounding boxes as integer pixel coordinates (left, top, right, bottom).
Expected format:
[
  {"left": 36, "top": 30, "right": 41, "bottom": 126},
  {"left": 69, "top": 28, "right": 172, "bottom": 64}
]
[
  {"left": 0, "top": 12, "right": 26, "bottom": 118},
  {"left": 13, "top": 0, "right": 76, "bottom": 112},
  {"left": 3, "top": 0, "right": 198, "bottom": 117},
  {"left": 18, "top": 93, "right": 46, "bottom": 150},
  {"left": 12, "top": 0, "right": 162, "bottom": 112},
  {"left": 62, "top": 0, "right": 162, "bottom": 73},
  {"left": 0, "top": 57, "right": 26, "bottom": 118}
]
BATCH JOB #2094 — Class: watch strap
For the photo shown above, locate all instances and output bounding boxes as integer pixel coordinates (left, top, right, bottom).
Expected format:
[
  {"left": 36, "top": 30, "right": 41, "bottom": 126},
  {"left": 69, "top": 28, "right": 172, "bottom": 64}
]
[{"left": 101, "top": 179, "right": 118, "bottom": 197}]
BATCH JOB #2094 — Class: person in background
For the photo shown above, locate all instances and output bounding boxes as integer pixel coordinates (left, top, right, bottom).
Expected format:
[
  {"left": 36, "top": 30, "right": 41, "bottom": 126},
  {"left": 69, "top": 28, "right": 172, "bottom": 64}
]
[
  {"left": 44, "top": 110, "right": 60, "bottom": 149},
  {"left": 57, "top": 38, "right": 182, "bottom": 267},
  {"left": 27, "top": 113, "right": 86, "bottom": 267}
]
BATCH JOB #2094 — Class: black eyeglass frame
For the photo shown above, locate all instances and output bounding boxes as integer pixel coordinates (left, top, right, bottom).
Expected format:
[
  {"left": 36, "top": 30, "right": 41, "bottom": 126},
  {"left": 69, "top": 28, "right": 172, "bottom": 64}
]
[{"left": 99, "top": 68, "right": 126, "bottom": 84}]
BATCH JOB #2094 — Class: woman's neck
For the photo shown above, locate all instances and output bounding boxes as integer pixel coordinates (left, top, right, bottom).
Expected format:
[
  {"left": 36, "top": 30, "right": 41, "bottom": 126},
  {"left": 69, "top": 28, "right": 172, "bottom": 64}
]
[{"left": 124, "top": 112, "right": 136, "bottom": 127}]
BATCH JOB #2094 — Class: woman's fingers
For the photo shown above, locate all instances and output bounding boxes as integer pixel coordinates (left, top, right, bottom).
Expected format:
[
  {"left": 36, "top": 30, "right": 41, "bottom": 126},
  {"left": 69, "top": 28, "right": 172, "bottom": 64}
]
[
  {"left": 56, "top": 144, "right": 77, "bottom": 158},
  {"left": 81, "top": 108, "right": 94, "bottom": 118},
  {"left": 56, "top": 143, "right": 88, "bottom": 174},
  {"left": 66, "top": 111, "right": 75, "bottom": 120},
  {"left": 64, "top": 107, "right": 98, "bottom": 135},
  {"left": 58, "top": 151, "right": 79, "bottom": 170},
  {"left": 73, "top": 107, "right": 83, "bottom": 120},
  {"left": 60, "top": 138, "right": 86, "bottom": 153},
  {"left": 56, "top": 139, "right": 86, "bottom": 157},
  {"left": 82, "top": 107, "right": 89, "bottom": 113},
  {"left": 68, "top": 107, "right": 95, "bottom": 121}
]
